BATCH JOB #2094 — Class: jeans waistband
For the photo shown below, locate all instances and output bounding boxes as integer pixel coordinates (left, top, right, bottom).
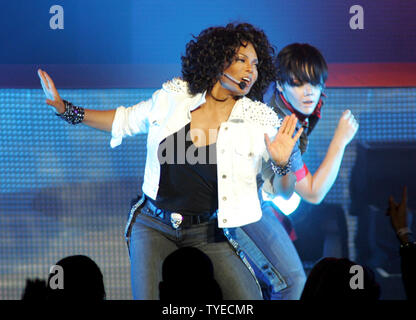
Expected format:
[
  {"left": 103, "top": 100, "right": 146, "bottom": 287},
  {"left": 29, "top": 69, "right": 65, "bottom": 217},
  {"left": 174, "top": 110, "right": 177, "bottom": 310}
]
[{"left": 141, "top": 199, "right": 217, "bottom": 229}]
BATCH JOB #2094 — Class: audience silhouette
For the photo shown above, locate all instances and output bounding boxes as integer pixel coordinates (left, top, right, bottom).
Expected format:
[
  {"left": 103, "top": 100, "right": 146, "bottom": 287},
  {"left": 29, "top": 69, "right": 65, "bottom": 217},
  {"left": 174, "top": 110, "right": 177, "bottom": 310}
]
[
  {"left": 386, "top": 186, "right": 416, "bottom": 300},
  {"left": 21, "top": 278, "right": 48, "bottom": 301},
  {"left": 22, "top": 254, "right": 105, "bottom": 300},
  {"left": 159, "top": 247, "right": 223, "bottom": 301},
  {"left": 300, "top": 257, "right": 380, "bottom": 300}
]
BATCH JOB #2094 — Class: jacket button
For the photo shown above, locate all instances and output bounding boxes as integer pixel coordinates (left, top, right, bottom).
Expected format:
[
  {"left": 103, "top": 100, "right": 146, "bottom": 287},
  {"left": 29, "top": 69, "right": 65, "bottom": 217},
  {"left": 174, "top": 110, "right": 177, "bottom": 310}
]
[
  {"left": 224, "top": 127, "right": 228, "bottom": 131},
  {"left": 223, "top": 219, "right": 227, "bottom": 223},
  {"left": 222, "top": 174, "right": 227, "bottom": 179},
  {"left": 222, "top": 196, "right": 227, "bottom": 201}
]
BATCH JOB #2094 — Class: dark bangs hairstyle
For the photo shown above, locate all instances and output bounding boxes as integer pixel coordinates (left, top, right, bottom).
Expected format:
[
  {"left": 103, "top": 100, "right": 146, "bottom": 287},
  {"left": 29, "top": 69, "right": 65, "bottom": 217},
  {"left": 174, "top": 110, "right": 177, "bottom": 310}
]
[
  {"left": 275, "top": 43, "right": 328, "bottom": 145},
  {"left": 276, "top": 43, "right": 328, "bottom": 88},
  {"left": 181, "top": 23, "right": 277, "bottom": 102}
]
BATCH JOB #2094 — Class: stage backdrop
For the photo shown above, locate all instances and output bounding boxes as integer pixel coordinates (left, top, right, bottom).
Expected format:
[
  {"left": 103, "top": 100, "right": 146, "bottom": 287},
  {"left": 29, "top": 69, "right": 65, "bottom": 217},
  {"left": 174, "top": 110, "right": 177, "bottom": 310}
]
[{"left": 1, "top": 0, "right": 416, "bottom": 88}]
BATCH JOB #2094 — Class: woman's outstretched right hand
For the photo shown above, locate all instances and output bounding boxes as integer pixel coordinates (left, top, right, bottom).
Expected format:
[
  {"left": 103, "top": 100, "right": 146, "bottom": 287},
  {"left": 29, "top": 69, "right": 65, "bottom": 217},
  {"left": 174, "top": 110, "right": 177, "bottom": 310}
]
[{"left": 38, "top": 69, "right": 65, "bottom": 114}]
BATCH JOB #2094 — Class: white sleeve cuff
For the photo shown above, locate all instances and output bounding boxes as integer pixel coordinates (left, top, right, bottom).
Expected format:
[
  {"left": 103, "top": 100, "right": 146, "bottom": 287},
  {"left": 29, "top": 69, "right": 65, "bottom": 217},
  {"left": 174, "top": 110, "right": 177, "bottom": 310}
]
[{"left": 110, "top": 106, "right": 127, "bottom": 148}]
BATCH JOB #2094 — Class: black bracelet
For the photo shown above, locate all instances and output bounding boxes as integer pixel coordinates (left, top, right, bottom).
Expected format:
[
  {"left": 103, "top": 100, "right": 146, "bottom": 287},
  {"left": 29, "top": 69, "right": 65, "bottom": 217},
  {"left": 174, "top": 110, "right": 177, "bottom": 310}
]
[
  {"left": 56, "top": 100, "right": 85, "bottom": 125},
  {"left": 271, "top": 158, "right": 292, "bottom": 176}
]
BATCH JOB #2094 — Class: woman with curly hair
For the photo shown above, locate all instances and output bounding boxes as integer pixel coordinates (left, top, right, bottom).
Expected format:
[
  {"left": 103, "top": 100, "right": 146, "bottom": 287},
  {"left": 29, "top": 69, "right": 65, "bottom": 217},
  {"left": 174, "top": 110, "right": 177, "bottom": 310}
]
[{"left": 37, "top": 22, "right": 302, "bottom": 299}]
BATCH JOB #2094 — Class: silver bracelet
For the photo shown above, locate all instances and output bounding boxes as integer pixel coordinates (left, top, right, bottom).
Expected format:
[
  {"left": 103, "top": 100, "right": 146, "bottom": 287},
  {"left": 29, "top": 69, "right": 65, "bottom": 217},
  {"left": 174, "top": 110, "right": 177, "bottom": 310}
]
[
  {"left": 56, "top": 100, "right": 85, "bottom": 125},
  {"left": 271, "top": 158, "right": 292, "bottom": 176}
]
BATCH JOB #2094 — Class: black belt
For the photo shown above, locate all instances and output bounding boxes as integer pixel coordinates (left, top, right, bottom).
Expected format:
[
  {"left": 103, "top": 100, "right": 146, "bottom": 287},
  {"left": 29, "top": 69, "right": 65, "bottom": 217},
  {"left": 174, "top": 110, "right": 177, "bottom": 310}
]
[{"left": 141, "top": 199, "right": 217, "bottom": 229}]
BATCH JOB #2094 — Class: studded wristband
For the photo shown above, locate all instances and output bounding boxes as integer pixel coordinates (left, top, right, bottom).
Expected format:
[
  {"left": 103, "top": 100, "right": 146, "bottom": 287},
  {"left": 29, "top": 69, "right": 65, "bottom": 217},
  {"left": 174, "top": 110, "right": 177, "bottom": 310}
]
[
  {"left": 271, "top": 158, "right": 292, "bottom": 176},
  {"left": 56, "top": 100, "right": 85, "bottom": 125}
]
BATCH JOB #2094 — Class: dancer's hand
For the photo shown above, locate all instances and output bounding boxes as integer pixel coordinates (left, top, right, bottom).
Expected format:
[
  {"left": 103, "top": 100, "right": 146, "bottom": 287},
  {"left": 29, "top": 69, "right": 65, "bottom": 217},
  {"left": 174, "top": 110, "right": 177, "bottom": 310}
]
[
  {"left": 332, "top": 110, "right": 359, "bottom": 148},
  {"left": 386, "top": 186, "right": 408, "bottom": 235},
  {"left": 38, "top": 69, "right": 65, "bottom": 114},
  {"left": 265, "top": 114, "right": 303, "bottom": 166}
]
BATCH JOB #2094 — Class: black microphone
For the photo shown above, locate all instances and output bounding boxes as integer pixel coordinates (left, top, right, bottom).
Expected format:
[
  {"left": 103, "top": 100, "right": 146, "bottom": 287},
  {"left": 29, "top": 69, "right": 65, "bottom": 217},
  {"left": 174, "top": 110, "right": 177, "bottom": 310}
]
[{"left": 223, "top": 73, "right": 247, "bottom": 90}]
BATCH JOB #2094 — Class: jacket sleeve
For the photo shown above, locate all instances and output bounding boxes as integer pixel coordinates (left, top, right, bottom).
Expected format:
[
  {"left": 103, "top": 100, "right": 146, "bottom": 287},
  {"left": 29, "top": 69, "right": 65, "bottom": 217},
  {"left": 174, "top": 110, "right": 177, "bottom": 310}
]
[{"left": 110, "top": 89, "right": 161, "bottom": 148}]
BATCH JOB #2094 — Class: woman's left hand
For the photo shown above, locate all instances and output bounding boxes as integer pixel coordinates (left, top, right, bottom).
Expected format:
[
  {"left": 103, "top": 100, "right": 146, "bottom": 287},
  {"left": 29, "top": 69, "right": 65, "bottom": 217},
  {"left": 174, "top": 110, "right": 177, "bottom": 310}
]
[{"left": 265, "top": 114, "right": 303, "bottom": 166}]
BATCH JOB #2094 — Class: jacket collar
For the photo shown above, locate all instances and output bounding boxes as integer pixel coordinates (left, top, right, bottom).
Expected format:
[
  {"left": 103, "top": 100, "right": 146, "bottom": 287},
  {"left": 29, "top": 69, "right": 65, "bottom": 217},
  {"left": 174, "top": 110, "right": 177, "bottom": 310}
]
[{"left": 187, "top": 91, "right": 246, "bottom": 123}]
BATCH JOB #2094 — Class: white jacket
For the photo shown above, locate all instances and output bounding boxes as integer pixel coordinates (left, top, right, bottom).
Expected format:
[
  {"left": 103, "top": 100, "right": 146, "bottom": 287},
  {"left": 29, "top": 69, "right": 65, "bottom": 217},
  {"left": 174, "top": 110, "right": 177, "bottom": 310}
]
[{"left": 111, "top": 78, "right": 282, "bottom": 228}]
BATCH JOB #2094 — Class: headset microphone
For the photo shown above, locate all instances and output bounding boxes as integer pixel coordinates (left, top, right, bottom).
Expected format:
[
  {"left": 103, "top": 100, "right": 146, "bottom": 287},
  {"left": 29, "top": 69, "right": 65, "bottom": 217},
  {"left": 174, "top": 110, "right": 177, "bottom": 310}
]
[{"left": 223, "top": 73, "right": 247, "bottom": 90}]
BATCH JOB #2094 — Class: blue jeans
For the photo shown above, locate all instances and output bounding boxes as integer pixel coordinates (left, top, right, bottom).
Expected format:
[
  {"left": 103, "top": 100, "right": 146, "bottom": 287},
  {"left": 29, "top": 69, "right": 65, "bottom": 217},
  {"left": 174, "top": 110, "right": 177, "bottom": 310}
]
[
  {"left": 127, "top": 203, "right": 263, "bottom": 300},
  {"left": 240, "top": 201, "right": 307, "bottom": 300}
]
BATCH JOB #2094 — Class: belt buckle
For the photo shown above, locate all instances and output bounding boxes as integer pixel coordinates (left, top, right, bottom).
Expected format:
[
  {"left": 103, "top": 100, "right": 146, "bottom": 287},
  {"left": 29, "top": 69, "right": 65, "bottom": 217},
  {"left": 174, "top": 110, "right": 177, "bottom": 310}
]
[{"left": 170, "top": 213, "right": 183, "bottom": 229}]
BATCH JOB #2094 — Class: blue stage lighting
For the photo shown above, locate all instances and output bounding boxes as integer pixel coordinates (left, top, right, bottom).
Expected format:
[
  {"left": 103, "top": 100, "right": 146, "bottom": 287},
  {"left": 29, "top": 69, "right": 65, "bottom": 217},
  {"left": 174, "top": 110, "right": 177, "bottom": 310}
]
[{"left": 262, "top": 190, "right": 301, "bottom": 216}]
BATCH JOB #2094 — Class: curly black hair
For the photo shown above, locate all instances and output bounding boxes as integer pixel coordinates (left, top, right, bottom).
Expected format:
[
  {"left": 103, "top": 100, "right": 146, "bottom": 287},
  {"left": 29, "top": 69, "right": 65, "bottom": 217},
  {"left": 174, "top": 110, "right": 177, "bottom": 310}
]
[{"left": 181, "top": 23, "right": 277, "bottom": 102}]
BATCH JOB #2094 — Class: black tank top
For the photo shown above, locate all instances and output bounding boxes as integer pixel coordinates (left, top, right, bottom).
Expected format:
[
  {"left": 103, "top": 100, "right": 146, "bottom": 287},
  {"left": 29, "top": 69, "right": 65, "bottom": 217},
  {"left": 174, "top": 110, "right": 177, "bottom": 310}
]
[{"left": 148, "top": 122, "right": 218, "bottom": 216}]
